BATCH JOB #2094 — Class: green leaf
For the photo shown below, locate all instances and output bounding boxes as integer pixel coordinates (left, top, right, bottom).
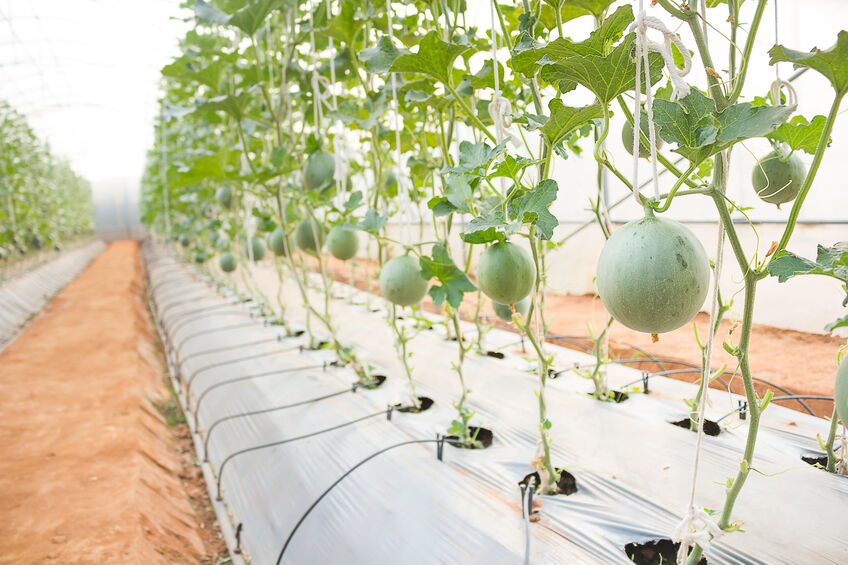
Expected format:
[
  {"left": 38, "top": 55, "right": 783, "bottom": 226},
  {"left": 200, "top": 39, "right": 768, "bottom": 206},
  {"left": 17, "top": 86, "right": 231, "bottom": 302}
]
[
  {"left": 445, "top": 176, "right": 472, "bottom": 212},
  {"left": 419, "top": 245, "right": 477, "bottom": 309},
  {"left": 227, "top": 0, "right": 284, "bottom": 36},
  {"left": 653, "top": 89, "right": 793, "bottom": 163},
  {"left": 769, "top": 31, "right": 848, "bottom": 95},
  {"left": 768, "top": 242, "right": 848, "bottom": 288},
  {"left": 714, "top": 102, "right": 794, "bottom": 145},
  {"left": 489, "top": 154, "right": 542, "bottom": 180},
  {"left": 344, "top": 191, "right": 363, "bottom": 211},
  {"left": 390, "top": 30, "right": 470, "bottom": 85},
  {"left": 540, "top": 99, "right": 603, "bottom": 147},
  {"left": 564, "top": 0, "right": 617, "bottom": 17},
  {"left": 511, "top": 5, "right": 633, "bottom": 77},
  {"left": 169, "top": 148, "right": 240, "bottom": 189},
  {"left": 359, "top": 36, "right": 410, "bottom": 74},
  {"left": 767, "top": 115, "right": 830, "bottom": 154},
  {"left": 428, "top": 196, "right": 458, "bottom": 217},
  {"left": 507, "top": 179, "right": 559, "bottom": 240},
  {"left": 550, "top": 34, "right": 664, "bottom": 104},
  {"left": 824, "top": 314, "right": 848, "bottom": 333},
  {"left": 194, "top": 0, "right": 230, "bottom": 25},
  {"left": 465, "top": 60, "right": 505, "bottom": 90},
  {"left": 196, "top": 92, "right": 252, "bottom": 120},
  {"left": 448, "top": 140, "right": 508, "bottom": 176},
  {"left": 649, "top": 88, "right": 719, "bottom": 148},
  {"left": 357, "top": 209, "right": 387, "bottom": 234},
  {"left": 461, "top": 211, "right": 507, "bottom": 244},
  {"left": 161, "top": 57, "right": 227, "bottom": 91},
  {"left": 325, "top": 2, "right": 365, "bottom": 46}
]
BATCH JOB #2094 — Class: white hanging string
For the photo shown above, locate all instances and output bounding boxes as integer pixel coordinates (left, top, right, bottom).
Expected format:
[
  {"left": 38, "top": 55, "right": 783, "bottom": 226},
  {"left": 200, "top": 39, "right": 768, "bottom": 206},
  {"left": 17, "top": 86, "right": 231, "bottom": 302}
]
[
  {"left": 768, "top": 0, "right": 797, "bottom": 112},
  {"left": 385, "top": 2, "right": 412, "bottom": 245},
  {"left": 631, "top": 3, "right": 692, "bottom": 202},
  {"left": 671, "top": 4, "right": 723, "bottom": 557},
  {"left": 488, "top": 0, "right": 512, "bottom": 196}
]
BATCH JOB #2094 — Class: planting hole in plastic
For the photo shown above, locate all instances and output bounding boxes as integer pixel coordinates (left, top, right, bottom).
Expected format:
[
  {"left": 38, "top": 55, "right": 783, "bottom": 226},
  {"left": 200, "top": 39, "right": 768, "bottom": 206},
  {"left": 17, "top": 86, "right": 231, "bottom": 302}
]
[
  {"left": 624, "top": 539, "right": 707, "bottom": 565},
  {"left": 801, "top": 453, "right": 829, "bottom": 468},
  {"left": 519, "top": 469, "right": 577, "bottom": 496},
  {"left": 355, "top": 374, "right": 386, "bottom": 390},
  {"left": 670, "top": 418, "right": 721, "bottom": 437},
  {"left": 610, "top": 390, "right": 629, "bottom": 403},
  {"left": 485, "top": 351, "right": 505, "bottom": 359},
  {"left": 447, "top": 426, "right": 494, "bottom": 449},
  {"left": 397, "top": 396, "right": 434, "bottom": 413}
]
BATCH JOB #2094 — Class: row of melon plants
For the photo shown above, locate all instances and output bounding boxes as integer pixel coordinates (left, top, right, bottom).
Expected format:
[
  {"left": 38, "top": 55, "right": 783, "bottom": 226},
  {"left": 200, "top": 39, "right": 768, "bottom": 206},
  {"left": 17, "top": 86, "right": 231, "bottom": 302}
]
[
  {"left": 140, "top": 0, "right": 848, "bottom": 561},
  {"left": 0, "top": 100, "right": 96, "bottom": 269}
]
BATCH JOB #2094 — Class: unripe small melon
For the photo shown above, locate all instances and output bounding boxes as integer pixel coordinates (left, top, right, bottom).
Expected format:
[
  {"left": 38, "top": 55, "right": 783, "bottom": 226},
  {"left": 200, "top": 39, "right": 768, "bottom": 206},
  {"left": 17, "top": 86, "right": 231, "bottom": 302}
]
[
  {"left": 492, "top": 296, "right": 531, "bottom": 322},
  {"left": 379, "top": 254, "right": 429, "bottom": 306},
  {"left": 246, "top": 236, "right": 266, "bottom": 262},
  {"left": 477, "top": 242, "right": 536, "bottom": 306},
  {"left": 596, "top": 211, "right": 710, "bottom": 334},
  {"left": 219, "top": 252, "right": 237, "bottom": 273},
  {"left": 303, "top": 151, "right": 336, "bottom": 192},
  {"left": 751, "top": 150, "right": 806, "bottom": 205},
  {"left": 216, "top": 185, "right": 233, "bottom": 209},
  {"left": 327, "top": 226, "right": 359, "bottom": 261},
  {"left": 267, "top": 227, "right": 290, "bottom": 257},
  {"left": 294, "top": 218, "right": 325, "bottom": 255}
]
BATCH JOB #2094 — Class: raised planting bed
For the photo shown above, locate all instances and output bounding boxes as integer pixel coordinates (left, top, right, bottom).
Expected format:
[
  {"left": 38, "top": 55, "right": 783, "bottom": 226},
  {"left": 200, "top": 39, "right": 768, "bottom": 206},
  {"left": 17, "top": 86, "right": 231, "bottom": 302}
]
[
  {"left": 144, "top": 241, "right": 847, "bottom": 564},
  {"left": 0, "top": 240, "right": 105, "bottom": 350}
]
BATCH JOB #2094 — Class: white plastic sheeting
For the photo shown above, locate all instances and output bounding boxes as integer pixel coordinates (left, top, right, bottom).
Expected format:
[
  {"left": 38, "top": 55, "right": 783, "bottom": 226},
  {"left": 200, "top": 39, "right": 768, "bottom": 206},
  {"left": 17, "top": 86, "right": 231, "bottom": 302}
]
[
  {"left": 144, "top": 241, "right": 848, "bottom": 565},
  {"left": 0, "top": 240, "right": 105, "bottom": 349}
]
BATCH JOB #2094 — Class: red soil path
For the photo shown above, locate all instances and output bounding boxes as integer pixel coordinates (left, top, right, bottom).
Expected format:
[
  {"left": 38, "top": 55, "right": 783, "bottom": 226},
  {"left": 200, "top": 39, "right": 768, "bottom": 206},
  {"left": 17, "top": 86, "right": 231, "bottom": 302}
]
[{"left": 0, "top": 241, "right": 224, "bottom": 564}]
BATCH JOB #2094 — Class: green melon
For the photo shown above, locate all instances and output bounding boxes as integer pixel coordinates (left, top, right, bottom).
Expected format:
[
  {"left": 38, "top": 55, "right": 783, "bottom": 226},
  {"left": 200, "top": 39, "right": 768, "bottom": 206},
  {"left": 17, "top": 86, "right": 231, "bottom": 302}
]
[
  {"left": 751, "top": 150, "right": 806, "bottom": 205},
  {"left": 835, "top": 357, "right": 848, "bottom": 425},
  {"left": 267, "top": 227, "right": 290, "bottom": 257},
  {"left": 179, "top": 234, "right": 190, "bottom": 247},
  {"left": 596, "top": 210, "right": 710, "bottom": 334},
  {"left": 492, "top": 297, "right": 531, "bottom": 322},
  {"left": 244, "top": 236, "right": 266, "bottom": 261},
  {"left": 384, "top": 170, "right": 398, "bottom": 198},
  {"left": 477, "top": 242, "right": 536, "bottom": 306},
  {"left": 622, "top": 111, "right": 663, "bottom": 158},
  {"left": 303, "top": 151, "right": 336, "bottom": 192},
  {"left": 294, "top": 218, "right": 325, "bottom": 255},
  {"left": 216, "top": 185, "right": 233, "bottom": 209},
  {"left": 219, "top": 252, "right": 236, "bottom": 273},
  {"left": 379, "top": 254, "right": 429, "bottom": 306},
  {"left": 327, "top": 226, "right": 359, "bottom": 261}
]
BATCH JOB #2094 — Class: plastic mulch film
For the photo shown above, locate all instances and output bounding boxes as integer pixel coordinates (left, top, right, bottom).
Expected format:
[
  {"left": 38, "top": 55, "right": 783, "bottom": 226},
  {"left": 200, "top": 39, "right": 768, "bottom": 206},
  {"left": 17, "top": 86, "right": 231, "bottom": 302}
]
[
  {"left": 0, "top": 240, "right": 105, "bottom": 349},
  {"left": 144, "top": 241, "right": 848, "bottom": 565}
]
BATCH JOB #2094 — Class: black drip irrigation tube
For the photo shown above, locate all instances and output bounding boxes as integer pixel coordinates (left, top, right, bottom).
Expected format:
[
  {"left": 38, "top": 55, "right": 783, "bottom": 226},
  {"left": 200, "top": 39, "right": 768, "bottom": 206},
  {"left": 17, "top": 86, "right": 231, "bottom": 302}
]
[
  {"left": 273, "top": 435, "right": 460, "bottom": 564},
  {"left": 193, "top": 363, "right": 328, "bottom": 430},
  {"left": 185, "top": 345, "right": 302, "bottom": 397},
  {"left": 202, "top": 379, "right": 358, "bottom": 460},
  {"left": 165, "top": 302, "right": 250, "bottom": 337},
  {"left": 175, "top": 320, "right": 274, "bottom": 353},
  {"left": 216, "top": 406, "right": 411, "bottom": 500},
  {"left": 178, "top": 336, "right": 283, "bottom": 367}
]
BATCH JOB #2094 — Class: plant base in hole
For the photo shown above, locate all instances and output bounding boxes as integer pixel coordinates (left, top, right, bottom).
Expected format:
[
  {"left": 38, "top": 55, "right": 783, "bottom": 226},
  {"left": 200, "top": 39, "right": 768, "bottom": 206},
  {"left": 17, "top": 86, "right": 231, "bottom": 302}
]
[
  {"left": 624, "top": 539, "right": 707, "bottom": 565},
  {"left": 357, "top": 374, "right": 387, "bottom": 390},
  {"left": 519, "top": 469, "right": 577, "bottom": 496},
  {"left": 397, "top": 397, "right": 435, "bottom": 413},
  {"left": 485, "top": 351, "right": 505, "bottom": 359},
  {"left": 670, "top": 418, "right": 721, "bottom": 437},
  {"left": 446, "top": 426, "right": 494, "bottom": 449}
]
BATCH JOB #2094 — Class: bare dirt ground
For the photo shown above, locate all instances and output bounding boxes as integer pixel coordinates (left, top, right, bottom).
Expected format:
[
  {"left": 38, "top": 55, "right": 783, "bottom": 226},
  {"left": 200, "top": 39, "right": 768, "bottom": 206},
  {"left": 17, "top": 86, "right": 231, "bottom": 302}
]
[
  {"left": 0, "top": 241, "right": 226, "bottom": 564},
  {"left": 319, "top": 255, "right": 844, "bottom": 418}
]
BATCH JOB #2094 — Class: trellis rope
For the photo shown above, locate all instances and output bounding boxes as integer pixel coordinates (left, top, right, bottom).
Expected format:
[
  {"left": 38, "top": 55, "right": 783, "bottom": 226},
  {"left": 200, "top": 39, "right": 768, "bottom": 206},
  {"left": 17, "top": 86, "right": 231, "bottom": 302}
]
[
  {"left": 631, "top": 4, "right": 692, "bottom": 202},
  {"left": 385, "top": 2, "right": 413, "bottom": 245}
]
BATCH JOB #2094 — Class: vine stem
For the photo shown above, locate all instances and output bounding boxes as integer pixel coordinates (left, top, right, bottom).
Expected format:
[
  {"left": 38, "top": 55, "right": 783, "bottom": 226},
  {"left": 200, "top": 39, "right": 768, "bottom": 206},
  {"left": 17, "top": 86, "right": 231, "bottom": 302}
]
[{"left": 825, "top": 407, "right": 839, "bottom": 473}]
